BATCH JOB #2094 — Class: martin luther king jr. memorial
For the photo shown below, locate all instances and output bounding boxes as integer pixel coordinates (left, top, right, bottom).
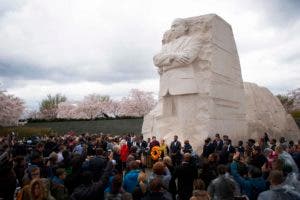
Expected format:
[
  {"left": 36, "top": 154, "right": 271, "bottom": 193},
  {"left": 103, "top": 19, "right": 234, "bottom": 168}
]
[{"left": 142, "top": 14, "right": 300, "bottom": 150}]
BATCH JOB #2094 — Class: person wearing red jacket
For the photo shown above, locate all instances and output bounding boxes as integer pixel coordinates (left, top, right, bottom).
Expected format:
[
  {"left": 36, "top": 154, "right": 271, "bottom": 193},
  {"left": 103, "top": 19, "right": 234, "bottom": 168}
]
[{"left": 120, "top": 140, "right": 129, "bottom": 170}]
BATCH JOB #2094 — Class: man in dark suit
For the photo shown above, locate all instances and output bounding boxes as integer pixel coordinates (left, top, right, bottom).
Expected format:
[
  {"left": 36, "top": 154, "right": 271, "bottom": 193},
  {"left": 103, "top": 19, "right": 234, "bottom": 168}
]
[
  {"left": 219, "top": 139, "right": 235, "bottom": 164},
  {"left": 212, "top": 133, "right": 223, "bottom": 152},
  {"left": 170, "top": 135, "right": 182, "bottom": 166},
  {"left": 139, "top": 135, "right": 148, "bottom": 151},
  {"left": 202, "top": 137, "right": 215, "bottom": 158}
]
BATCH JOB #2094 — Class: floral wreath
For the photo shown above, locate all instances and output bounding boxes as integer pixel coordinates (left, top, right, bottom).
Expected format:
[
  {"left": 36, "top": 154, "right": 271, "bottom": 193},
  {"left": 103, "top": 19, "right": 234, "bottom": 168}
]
[{"left": 151, "top": 146, "right": 161, "bottom": 161}]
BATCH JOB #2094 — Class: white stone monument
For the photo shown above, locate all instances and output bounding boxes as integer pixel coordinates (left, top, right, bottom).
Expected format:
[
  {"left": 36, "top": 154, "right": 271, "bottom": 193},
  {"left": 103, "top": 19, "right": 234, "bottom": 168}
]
[
  {"left": 143, "top": 14, "right": 247, "bottom": 150},
  {"left": 143, "top": 14, "right": 300, "bottom": 150},
  {"left": 244, "top": 82, "right": 300, "bottom": 141}
]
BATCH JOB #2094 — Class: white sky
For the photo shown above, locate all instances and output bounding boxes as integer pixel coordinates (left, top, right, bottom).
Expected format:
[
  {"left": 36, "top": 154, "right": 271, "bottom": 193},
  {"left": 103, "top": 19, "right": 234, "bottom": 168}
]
[{"left": 0, "top": 0, "right": 299, "bottom": 109}]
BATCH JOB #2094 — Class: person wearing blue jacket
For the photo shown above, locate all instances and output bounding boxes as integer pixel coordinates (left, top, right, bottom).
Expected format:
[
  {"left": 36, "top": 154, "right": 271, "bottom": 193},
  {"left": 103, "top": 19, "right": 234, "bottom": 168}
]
[
  {"left": 123, "top": 160, "right": 140, "bottom": 193},
  {"left": 230, "top": 152, "right": 267, "bottom": 200}
]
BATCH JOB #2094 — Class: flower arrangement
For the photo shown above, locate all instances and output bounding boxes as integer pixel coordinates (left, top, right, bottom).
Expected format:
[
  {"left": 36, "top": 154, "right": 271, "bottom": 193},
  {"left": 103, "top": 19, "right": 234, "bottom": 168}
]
[{"left": 150, "top": 146, "right": 161, "bottom": 161}]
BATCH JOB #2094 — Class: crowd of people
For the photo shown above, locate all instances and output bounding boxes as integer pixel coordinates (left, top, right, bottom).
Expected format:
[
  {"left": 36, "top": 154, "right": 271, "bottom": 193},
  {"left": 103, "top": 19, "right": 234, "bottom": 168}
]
[{"left": 0, "top": 131, "right": 300, "bottom": 200}]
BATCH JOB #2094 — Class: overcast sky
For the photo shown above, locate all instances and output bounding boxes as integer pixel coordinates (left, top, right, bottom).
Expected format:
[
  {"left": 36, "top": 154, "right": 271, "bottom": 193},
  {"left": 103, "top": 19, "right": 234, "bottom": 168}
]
[{"left": 0, "top": 0, "right": 299, "bottom": 109}]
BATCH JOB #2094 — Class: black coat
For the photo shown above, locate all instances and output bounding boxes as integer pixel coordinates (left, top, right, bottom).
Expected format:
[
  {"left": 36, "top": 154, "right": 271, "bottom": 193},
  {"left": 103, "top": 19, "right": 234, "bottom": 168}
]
[
  {"left": 174, "top": 162, "right": 198, "bottom": 200},
  {"left": 213, "top": 140, "right": 224, "bottom": 152},
  {"left": 140, "top": 140, "right": 148, "bottom": 150},
  {"left": 88, "top": 156, "right": 107, "bottom": 182},
  {"left": 202, "top": 143, "right": 215, "bottom": 158},
  {"left": 200, "top": 161, "right": 218, "bottom": 189},
  {"left": 70, "top": 161, "right": 112, "bottom": 200},
  {"left": 166, "top": 165, "right": 177, "bottom": 199},
  {"left": 0, "top": 169, "right": 16, "bottom": 200},
  {"left": 65, "top": 170, "right": 82, "bottom": 195},
  {"left": 219, "top": 145, "right": 235, "bottom": 164},
  {"left": 249, "top": 154, "right": 267, "bottom": 169},
  {"left": 183, "top": 144, "right": 193, "bottom": 154},
  {"left": 170, "top": 141, "right": 181, "bottom": 157}
]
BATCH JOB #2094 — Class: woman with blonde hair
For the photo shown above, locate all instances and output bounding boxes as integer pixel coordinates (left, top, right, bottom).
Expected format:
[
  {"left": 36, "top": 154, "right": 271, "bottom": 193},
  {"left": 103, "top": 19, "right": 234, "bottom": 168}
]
[
  {"left": 160, "top": 139, "right": 169, "bottom": 158},
  {"left": 163, "top": 156, "right": 172, "bottom": 168},
  {"left": 132, "top": 171, "right": 148, "bottom": 199},
  {"left": 30, "top": 179, "right": 46, "bottom": 200},
  {"left": 190, "top": 190, "right": 210, "bottom": 200},
  {"left": 138, "top": 172, "right": 147, "bottom": 194}
]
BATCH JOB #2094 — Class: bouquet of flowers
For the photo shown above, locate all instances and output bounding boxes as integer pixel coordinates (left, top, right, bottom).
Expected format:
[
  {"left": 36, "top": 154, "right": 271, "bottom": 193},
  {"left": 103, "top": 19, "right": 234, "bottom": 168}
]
[{"left": 150, "top": 146, "right": 161, "bottom": 161}]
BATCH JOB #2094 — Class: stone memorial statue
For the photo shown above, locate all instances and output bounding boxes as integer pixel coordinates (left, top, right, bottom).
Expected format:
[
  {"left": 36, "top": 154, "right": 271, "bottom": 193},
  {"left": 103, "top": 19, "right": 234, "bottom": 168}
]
[
  {"left": 153, "top": 18, "right": 203, "bottom": 119},
  {"left": 143, "top": 14, "right": 300, "bottom": 151}
]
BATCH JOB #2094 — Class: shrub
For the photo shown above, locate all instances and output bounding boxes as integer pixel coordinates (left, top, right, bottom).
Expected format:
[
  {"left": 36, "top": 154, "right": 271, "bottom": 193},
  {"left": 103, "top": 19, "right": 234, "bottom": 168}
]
[{"left": 0, "top": 126, "right": 52, "bottom": 137}]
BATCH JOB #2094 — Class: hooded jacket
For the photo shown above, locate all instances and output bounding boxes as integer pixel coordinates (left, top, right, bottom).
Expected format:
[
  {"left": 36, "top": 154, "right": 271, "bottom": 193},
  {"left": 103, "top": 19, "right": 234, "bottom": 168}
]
[
  {"left": 123, "top": 169, "right": 140, "bottom": 193},
  {"left": 258, "top": 184, "right": 300, "bottom": 200}
]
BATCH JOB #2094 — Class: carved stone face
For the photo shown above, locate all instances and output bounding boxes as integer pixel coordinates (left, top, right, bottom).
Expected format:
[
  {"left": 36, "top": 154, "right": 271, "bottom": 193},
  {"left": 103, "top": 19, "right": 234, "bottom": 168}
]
[
  {"left": 162, "top": 30, "right": 172, "bottom": 44},
  {"left": 170, "top": 19, "right": 188, "bottom": 39}
]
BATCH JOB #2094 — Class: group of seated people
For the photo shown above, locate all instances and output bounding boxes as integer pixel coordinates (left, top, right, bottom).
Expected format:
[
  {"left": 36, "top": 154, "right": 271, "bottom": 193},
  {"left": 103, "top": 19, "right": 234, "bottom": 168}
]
[{"left": 0, "top": 132, "right": 299, "bottom": 200}]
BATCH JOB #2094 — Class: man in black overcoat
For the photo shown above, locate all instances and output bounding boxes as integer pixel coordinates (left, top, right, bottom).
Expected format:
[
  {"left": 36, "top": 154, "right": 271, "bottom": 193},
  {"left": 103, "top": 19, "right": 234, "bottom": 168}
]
[
  {"left": 170, "top": 135, "right": 182, "bottom": 166},
  {"left": 173, "top": 153, "right": 198, "bottom": 200}
]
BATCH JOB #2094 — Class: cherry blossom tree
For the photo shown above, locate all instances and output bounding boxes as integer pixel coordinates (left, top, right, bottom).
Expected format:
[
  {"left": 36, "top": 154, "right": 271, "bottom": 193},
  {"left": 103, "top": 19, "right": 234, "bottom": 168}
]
[
  {"left": 32, "top": 90, "right": 156, "bottom": 120},
  {"left": 106, "top": 100, "right": 122, "bottom": 117},
  {"left": 57, "top": 101, "right": 78, "bottom": 119},
  {"left": 119, "top": 89, "right": 157, "bottom": 117},
  {"left": 0, "top": 91, "right": 25, "bottom": 126},
  {"left": 56, "top": 101, "right": 89, "bottom": 119},
  {"left": 77, "top": 94, "right": 111, "bottom": 119}
]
